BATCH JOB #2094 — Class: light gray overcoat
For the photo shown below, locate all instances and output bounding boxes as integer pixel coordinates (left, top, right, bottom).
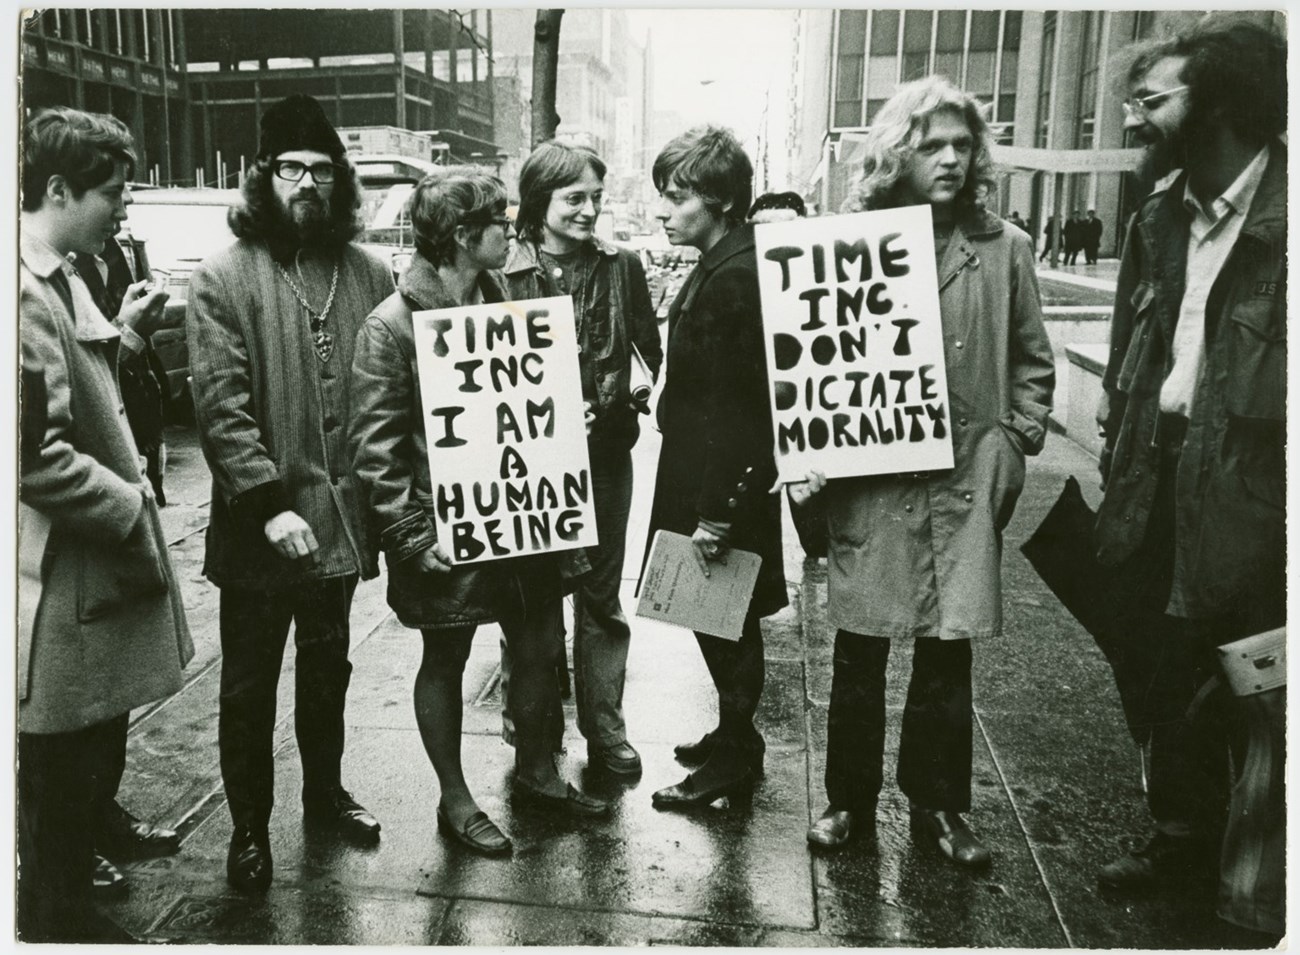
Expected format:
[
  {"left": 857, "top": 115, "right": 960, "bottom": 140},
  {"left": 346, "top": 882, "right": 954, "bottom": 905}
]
[
  {"left": 19, "top": 232, "right": 193, "bottom": 734},
  {"left": 824, "top": 210, "right": 1055, "bottom": 640}
]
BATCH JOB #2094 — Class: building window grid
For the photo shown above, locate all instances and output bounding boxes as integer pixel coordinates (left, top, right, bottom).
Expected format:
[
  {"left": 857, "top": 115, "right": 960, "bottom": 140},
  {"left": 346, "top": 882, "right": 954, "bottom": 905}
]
[
  {"left": 1075, "top": 12, "right": 1100, "bottom": 149},
  {"left": 1035, "top": 14, "right": 1057, "bottom": 148}
]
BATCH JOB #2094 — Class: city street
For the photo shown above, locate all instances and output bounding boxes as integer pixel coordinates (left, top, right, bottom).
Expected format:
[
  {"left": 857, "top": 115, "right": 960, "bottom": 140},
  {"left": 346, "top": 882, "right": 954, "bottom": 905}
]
[{"left": 94, "top": 271, "right": 1270, "bottom": 948}]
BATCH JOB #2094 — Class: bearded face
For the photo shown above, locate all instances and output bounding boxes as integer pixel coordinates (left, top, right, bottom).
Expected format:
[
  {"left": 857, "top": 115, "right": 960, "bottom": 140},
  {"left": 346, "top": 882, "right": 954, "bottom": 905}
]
[
  {"left": 269, "top": 149, "right": 336, "bottom": 246},
  {"left": 1125, "top": 56, "right": 1192, "bottom": 186}
]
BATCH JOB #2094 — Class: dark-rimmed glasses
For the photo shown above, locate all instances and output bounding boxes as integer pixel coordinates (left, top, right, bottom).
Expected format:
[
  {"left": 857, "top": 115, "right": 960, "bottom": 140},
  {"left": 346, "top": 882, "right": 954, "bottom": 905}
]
[
  {"left": 272, "top": 160, "right": 340, "bottom": 184},
  {"left": 1122, "top": 85, "right": 1188, "bottom": 121}
]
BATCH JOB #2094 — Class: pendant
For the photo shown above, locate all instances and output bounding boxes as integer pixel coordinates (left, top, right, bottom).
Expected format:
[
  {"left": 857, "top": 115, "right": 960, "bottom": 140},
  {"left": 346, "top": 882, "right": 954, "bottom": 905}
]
[{"left": 313, "top": 329, "right": 335, "bottom": 362}]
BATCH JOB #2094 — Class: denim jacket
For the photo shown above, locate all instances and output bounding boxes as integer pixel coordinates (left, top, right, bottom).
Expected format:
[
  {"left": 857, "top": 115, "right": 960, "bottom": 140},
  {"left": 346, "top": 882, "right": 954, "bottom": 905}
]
[
  {"left": 1097, "top": 145, "right": 1285, "bottom": 624},
  {"left": 504, "top": 238, "right": 662, "bottom": 454}
]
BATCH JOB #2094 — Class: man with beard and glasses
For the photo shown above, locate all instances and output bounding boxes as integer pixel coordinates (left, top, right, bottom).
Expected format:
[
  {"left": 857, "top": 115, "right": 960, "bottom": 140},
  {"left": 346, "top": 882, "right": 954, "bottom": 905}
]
[
  {"left": 1094, "top": 19, "right": 1285, "bottom": 901},
  {"left": 186, "top": 94, "right": 394, "bottom": 893}
]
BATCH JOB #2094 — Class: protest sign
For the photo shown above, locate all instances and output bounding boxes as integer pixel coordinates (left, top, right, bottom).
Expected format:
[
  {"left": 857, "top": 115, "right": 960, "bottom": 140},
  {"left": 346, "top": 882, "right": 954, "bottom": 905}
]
[
  {"left": 411, "top": 294, "right": 597, "bottom": 565},
  {"left": 755, "top": 206, "right": 954, "bottom": 483}
]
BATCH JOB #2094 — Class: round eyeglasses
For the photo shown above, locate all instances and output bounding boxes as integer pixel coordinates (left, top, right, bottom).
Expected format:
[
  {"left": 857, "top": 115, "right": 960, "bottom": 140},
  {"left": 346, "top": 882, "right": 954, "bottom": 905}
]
[
  {"left": 1121, "top": 85, "right": 1188, "bottom": 121},
  {"left": 272, "top": 160, "right": 340, "bottom": 184}
]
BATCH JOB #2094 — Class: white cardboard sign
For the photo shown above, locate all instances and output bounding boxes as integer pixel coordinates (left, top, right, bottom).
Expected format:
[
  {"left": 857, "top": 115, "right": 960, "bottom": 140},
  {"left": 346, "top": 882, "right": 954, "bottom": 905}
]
[
  {"left": 755, "top": 206, "right": 954, "bottom": 483},
  {"left": 411, "top": 294, "right": 597, "bottom": 564}
]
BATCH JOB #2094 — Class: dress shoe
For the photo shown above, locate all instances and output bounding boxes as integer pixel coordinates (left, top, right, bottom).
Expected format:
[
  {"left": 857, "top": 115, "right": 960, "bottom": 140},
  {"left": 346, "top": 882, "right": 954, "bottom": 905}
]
[
  {"left": 226, "top": 827, "right": 272, "bottom": 894},
  {"left": 436, "top": 805, "right": 512, "bottom": 857},
  {"left": 303, "top": 787, "right": 382, "bottom": 843},
  {"left": 910, "top": 807, "right": 991, "bottom": 868},
  {"left": 99, "top": 800, "right": 181, "bottom": 860},
  {"left": 588, "top": 741, "right": 643, "bottom": 776},
  {"left": 674, "top": 731, "right": 718, "bottom": 765},
  {"left": 674, "top": 732, "right": 764, "bottom": 774},
  {"left": 1098, "top": 832, "right": 1214, "bottom": 893},
  {"left": 512, "top": 780, "right": 610, "bottom": 817},
  {"left": 92, "top": 853, "right": 128, "bottom": 897},
  {"left": 806, "top": 807, "right": 862, "bottom": 848},
  {"left": 651, "top": 768, "right": 755, "bottom": 811}
]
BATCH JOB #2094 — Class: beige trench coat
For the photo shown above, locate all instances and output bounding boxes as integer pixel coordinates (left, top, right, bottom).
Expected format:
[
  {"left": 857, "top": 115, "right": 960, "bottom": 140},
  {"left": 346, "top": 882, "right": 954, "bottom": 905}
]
[
  {"left": 824, "top": 210, "right": 1055, "bottom": 640},
  {"left": 19, "top": 232, "right": 193, "bottom": 734}
]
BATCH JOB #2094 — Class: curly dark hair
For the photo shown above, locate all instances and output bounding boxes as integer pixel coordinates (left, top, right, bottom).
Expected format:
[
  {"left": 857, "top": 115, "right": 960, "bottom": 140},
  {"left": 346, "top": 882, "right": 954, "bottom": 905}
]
[
  {"left": 228, "top": 156, "right": 364, "bottom": 259},
  {"left": 1122, "top": 16, "right": 1285, "bottom": 147}
]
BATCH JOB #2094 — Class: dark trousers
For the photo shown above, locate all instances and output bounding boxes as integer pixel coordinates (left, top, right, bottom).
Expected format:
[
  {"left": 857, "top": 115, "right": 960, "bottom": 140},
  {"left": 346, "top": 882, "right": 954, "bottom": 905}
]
[
  {"left": 825, "top": 631, "right": 973, "bottom": 813},
  {"left": 218, "top": 575, "right": 358, "bottom": 831},
  {"left": 18, "top": 715, "right": 126, "bottom": 941},
  {"left": 694, "top": 611, "right": 766, "bottom": 756},
  {"left": 1128, "top": 434, "right": 1241, "bottom": 840}
]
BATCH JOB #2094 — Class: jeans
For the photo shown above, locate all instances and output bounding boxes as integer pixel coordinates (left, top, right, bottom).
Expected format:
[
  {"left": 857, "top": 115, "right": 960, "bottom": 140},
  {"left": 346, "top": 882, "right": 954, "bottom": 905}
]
[
  {"left": 573, "top": 449, "right": 635, "bottom": 746},
  {"left": 501, "top": 449, "right": 635, "bottom": 749},
  {"left": 825, "top": 631, "right": 973, "bottom": 813},
  {"left": 218, "top": 575, "right": 358, "bottom": 831}
]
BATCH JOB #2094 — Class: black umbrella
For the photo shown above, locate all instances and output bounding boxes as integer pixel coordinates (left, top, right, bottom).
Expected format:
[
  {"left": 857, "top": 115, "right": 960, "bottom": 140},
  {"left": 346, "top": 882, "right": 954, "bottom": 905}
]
[{"left": 1019, "top": 476, "right": 1167, "bottom": 743}]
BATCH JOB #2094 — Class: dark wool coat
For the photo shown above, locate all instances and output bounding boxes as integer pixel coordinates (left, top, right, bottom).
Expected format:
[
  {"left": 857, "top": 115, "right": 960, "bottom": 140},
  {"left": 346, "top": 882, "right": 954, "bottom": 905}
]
[
  {"left": 19, "top": 232, "right": 193, "bottom": 734},
  {"left": 186, "top": 239, "right": 394, "bottom": 590},
  {"left": 645, "top": 224, "right": 788, "bottom": 618}
]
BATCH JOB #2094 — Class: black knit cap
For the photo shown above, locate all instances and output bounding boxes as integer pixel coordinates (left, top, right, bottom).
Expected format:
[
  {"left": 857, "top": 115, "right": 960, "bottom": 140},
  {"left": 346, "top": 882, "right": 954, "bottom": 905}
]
[{"left": 257, "top": 94, "right": 345, "bottom": 162}]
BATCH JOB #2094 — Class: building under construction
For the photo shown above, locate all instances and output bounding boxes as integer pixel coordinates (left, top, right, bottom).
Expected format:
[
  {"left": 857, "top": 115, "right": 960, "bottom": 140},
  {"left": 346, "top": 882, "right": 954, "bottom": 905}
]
[{"left": 22, "top": 8, "right": 504, "bottom": 188}]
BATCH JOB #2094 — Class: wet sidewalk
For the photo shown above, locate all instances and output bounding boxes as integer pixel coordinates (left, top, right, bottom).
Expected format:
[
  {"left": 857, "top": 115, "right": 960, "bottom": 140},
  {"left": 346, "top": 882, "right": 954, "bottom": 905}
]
[{"left": 100, "top": 423, "right": 1270, "bottom": 947}]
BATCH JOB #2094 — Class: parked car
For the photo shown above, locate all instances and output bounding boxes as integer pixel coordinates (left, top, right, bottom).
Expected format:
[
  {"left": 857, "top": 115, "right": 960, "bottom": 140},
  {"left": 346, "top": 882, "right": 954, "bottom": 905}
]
[
  {"left": 124, "top": 188, "right": 240, "bottom": 405},
  {"left": 126, "top": 174, "right": 418, "bottom": 407}
]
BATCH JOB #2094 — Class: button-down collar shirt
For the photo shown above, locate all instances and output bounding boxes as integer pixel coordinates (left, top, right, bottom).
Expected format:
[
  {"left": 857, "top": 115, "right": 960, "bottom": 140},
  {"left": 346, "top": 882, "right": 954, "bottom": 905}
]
[{"left": 1160, "top": 145, "right": 1270, "bottom": 415}]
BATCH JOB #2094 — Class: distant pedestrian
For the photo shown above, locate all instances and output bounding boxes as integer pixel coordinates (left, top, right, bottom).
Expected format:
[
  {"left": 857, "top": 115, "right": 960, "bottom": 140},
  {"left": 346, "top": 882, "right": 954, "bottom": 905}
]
[
  {"left": 1063, "top": 208, "right": 1083, "bottom": 264},
  {"left": 1007, "top": 210, "right": 1029, "bottom": 236},
  {"left": 351, "top": 168, "right": 610, "bottom": 857},
  {"left": 499, "top": 140, "right": 663, "bottom": 779},
  {"left": 1083, "top": 209, "right": 1103, "bottom": 264},
  {"left": 18, "top": 107, "right": 193, "bottom": 943},
  {"left": 799, "top": 76, "right": 1054, "bottom": 866},
  {"left": 646, "top": 126, "right": 787, "bottom": 811},
  {"left": 1039, "top": 215, "right": 1058, "bottom": 261},
  {"left": 187, "top": 94, "right": 393, "bottom": 894},
  {"left": 1093, "top": 19, "right": 1285, "bottom": 911}
]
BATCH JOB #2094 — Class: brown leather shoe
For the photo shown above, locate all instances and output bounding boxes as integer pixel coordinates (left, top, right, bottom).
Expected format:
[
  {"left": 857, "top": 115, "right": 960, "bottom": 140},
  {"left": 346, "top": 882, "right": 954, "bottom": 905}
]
[
  {"left": 303, "top": 787, "right": 381, "bottom": 843},
  {"left": 512, "top": 780, "right": 610, "bottom": 817},
  {"left": 1098, "top": 832, "right": 1214, "bottom": 893},
  {"left": 98, "top": 800, "right": 181, "bottom": 860},
  {"left": 92, "top": 853, "right": 128, "bottom": 897},
  {"left": 588, "top": 741, "right": 643, "bottom": 776},
  {"left": 806, "top": 807, "right": 859, "bottom": 848},
  {"left": 910, "top": 807, "right": 991, "bottom": 868},
  {"left": 226, "top": 827, "right": 272, "bottom": 894},
  {"left": 436, "top": 805, "right": 512, "bottom": 857}
]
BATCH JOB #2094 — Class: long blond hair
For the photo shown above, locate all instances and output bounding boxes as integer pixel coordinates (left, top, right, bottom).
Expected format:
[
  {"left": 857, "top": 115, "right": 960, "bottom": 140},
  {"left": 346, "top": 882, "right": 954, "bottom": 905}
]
[{"left": 844, "top": 76, "right": 996, "bottom": 215}]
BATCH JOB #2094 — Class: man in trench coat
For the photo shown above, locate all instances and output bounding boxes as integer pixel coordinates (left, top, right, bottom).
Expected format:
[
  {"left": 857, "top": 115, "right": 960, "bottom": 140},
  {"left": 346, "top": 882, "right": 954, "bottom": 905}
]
[
  {"left": 18, "top": 107, "right": 194, "bottom": 943},
  {"left": 800, "top": 77, "right": 1055, "bottom": 865}
]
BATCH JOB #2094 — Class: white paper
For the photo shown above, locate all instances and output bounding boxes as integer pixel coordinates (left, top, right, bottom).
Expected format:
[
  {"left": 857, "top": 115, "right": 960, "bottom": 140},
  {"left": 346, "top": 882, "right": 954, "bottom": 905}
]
[
  {"left": 411, "top": 294, "right": 597, "bottom": 565},
  {"left": 755, "top": 205, "right": 955, "bottom": 483}
]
